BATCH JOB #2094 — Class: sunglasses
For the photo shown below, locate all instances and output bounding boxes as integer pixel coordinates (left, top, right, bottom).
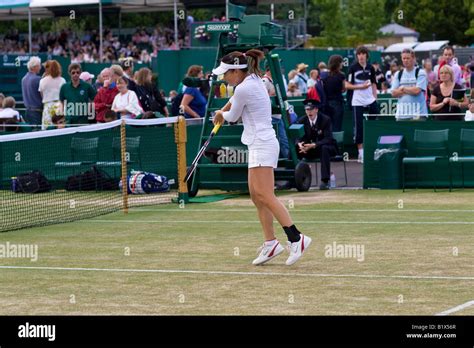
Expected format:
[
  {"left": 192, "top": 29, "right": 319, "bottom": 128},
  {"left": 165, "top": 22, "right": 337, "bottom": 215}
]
[{"left": 70, "top": 71, "right": 81, "bottom": 75}]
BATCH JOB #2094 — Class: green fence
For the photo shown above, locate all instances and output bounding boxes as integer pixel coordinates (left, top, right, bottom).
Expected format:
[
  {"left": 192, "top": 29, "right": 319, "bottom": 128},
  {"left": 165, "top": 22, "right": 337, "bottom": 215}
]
[{"left": 364, "top": 120, "right": 474, "bottom": 189}]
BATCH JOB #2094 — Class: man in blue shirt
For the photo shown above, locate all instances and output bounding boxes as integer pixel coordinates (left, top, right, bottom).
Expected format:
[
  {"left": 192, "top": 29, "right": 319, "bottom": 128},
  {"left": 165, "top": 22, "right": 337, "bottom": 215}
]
[
  {"left": 391, "top": 48, "right": 428, "bottom": 120},
  {"left": 21, "top": 56, "right": 43, "bottom": 129}
]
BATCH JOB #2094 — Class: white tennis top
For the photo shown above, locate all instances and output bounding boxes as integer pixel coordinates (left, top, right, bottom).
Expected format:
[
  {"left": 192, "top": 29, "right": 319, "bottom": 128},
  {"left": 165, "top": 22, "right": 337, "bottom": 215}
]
[{"left": 223, "top": 74, "right": 276, "bottom": 145}]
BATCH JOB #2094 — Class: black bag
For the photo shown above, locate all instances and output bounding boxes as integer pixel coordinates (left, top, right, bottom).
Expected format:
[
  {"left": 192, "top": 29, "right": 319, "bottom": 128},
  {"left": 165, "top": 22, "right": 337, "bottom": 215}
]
[
  {"left": 66, "top": 166, "right": 118, "bottom": 191},
  {"left": 17, "top": 170, "right": 52, "bottom": 193},
  {"left": 170, "top": 93, "right": 184, "bottom": 116}
]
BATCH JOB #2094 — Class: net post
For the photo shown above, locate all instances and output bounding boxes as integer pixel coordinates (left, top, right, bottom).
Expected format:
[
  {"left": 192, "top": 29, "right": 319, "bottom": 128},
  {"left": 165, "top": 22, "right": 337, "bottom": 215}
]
[
  {"left": 121, "top": 119, "right": 129, "bottom": 214},
  {"left": 175, "top": 116, "right": 189, "bottom": 204}
]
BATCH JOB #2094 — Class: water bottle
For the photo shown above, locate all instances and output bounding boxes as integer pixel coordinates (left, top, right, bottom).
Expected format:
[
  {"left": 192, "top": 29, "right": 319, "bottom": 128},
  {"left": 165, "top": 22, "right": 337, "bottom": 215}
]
[
  {"left": 11, "top": 177, "right": 18, "bottom": 192},
  {"left": 219, "top": 83, "right": 227, "bottom": 98},
  {"left": 330, "top": 172, "right": 336, "bottom": 188}
]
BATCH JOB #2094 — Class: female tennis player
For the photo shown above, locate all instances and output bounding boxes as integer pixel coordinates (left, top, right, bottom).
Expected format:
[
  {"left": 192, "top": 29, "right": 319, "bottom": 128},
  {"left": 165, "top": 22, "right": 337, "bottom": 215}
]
[{"left": 212, "top": 49, "right": 312, "bottom": 266}]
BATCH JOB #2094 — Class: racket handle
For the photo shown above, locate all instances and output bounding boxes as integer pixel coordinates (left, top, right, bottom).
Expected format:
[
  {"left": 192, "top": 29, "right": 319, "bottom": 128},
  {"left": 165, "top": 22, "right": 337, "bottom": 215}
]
[{"left": 211, "top": 123, "right": 221, "bottom": 134}]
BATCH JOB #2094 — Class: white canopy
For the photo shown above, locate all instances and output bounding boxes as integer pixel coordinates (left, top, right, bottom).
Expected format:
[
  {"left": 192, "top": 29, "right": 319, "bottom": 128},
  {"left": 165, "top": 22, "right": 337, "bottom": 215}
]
[
  {"left": 413, "top": 40, "right": 449, "bottom": 52},
  {"left": 384, "top": 42, "right": 418, "bottom": 53}
]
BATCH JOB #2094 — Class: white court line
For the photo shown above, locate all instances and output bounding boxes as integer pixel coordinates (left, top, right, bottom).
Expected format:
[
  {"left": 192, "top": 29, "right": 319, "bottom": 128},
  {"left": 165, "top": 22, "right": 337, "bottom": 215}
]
[
  {"left": 84, "top": 220, "right": 474, "bottom": 224},
  {"left": 436, "top": 300, "right": 474, "bottom": 316},
  {"left": 0, "top": 265, "right": 473, "bottom": 281},
  {"left": 130, "top": 208, "right": 474, "bottom": 213}
]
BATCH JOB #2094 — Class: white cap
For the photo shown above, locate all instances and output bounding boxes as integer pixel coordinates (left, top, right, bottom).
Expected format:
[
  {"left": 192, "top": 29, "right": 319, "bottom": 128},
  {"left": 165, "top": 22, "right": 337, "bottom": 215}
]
[
  {"left": 212, "top": 61, "right": 248, "bottom": 75},
  {"left": 79, "top": 71, "right": 95, "bottom": 81}
]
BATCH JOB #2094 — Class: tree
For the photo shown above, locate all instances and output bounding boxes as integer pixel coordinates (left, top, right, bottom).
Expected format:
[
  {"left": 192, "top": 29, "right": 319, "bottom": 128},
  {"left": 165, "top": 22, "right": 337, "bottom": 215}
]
[
  {"left": 396, "top": 0, "right": 470, "bottom": 45},
  {"left": 313, "top": 0, "right": 347, "bottom": 46},
  {"left": 465, "top": 0, "right": 474, "bottom": 37},
  {"left": 346, "top": 0, "right": 386, "bottom": 43}
]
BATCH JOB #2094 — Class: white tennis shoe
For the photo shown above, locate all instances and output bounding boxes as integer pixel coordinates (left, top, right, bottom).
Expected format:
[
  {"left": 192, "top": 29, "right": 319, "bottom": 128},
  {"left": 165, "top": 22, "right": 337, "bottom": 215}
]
[
  {"left": 285, "top": 234, "right": 312, "bottom": 265},
  {"left": 252, "top": 240, "right": 285, "bottom": 265}
]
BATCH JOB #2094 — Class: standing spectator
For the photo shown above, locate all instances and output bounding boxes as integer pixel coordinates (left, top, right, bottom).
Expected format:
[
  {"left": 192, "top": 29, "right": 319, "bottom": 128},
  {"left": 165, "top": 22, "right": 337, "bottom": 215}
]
[
  {"left": 423, "top": 59, "right": 437, "bottom": 93},
  {"left": 94, "top": 68, "right": 108, "bottom": 90},
  {"left": 180, "top": 65, "right": 207, "bottom": 118},
  {"left": 135, "top": 67, "right": 169, "bottom": 116},
  {"left": 80, "top": 71, "right": 95, "bottom": 85},
  {"left": 293, "top": 63, "right": 309, "bottom": 94},
  {"left": 318, "top": 62, "right": 329, "bottom": 79},
  {"left": 429, "top": 65, "right": 468, "bottom": 121},
  {"left": 0, "top": 97, "right": 22, "bottom": 121},
  {"left": 0, "top": 93, "right": 5, "bottom": 112},
  {"left": 295, "top": 99, "right": 337, "bottom": 190},
  {"left": 372, "top": 61, "right": 385, "bottom": 91},
  {"left": 306, "top": 69, "right": 319, "bottom": 89},
  {"left": 38, "top": 60, "right": 66, "bottom": 130},
  {"left": 121, "top": 57, "right": 137, "bottom": 92},
  {"left": 21, "top": 56, "right": 43, "bottom": 128},
  {"left": 287, "top": 82, "right": 302, "bottom": 97},
  {"left": 322, "top": 55, "right": 346, "bottom": 132},
  {"left": 287, "top": 69, "right": 298, "bottom": 84},
  {"left": 59, "top": 63, "right": 97, "bottom": 125},
  {"left": 262, "top": 65, "right": 289, "bottom": 159},
  {"left": 434, "top": 46, "right": 463, "bottom": 86},
  {"left": 112, "top": 77, "right": 143, "bottom": 118},
  {"left": 391, "top": 48, "right": 428, "bottom": 121},
  {"left": 385, "top": 62, "right": 399, "bottom": 87},
  {"left": 94, "top": 68, "right": 119, "bottom": 123},
  {"left": 346, "top": 46, "right": 378, "bottom": 163}
]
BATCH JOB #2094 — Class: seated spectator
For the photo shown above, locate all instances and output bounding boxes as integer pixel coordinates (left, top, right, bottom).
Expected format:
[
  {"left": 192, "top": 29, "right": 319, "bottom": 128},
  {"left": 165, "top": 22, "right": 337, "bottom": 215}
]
[
  {"left": 0, "top": 96, "right": 22, "bottom": 121},
  {"left": 4, "top": 118, "right": 19, "bottom": 132},
  {"left": 48, "top": 114, "right": 66, "bottom": 129},
  {"left": 429, "top": 65, "right": 468, "bottom": 121},
  {"left": 391, "top": 48, "right": 428, "bottom": 120},
  {"left": 180, "top": 65, "right": 207, "bottom": 118},
  {"left": 295, "top": 99, "right": 337, "bottom": 190},
  {"left": 104, "top": 110, "right": 117, "bottom": 122},
  {"left": 287, "top": 82, "right": 302, "bottom": 97},
  {"left": 94, "top": 67, "right": 119, "bottom": 123},
  {"left": 111, "top": 76, "right": 143, "bottom": 118}
]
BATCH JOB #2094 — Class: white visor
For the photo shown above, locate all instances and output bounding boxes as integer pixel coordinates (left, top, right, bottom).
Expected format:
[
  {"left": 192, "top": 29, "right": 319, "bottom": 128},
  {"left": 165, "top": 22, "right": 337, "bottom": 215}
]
[{"left": 212, "top": 62, "right": 248, "bottom": 75}]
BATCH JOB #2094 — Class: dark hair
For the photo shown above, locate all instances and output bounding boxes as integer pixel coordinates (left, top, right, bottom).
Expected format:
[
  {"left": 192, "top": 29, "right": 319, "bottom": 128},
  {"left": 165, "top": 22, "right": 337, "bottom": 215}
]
[
  {"left": 104, "top": 110, "right": 117, "bottom": 121},
  {"left": 52, "top": 114, "right": 65, "bottom": 124},
  {"left": 221, "top": 49, "right": 265, "bottom": 77},
  {"left": 68, "top": 63, "right": 81, "bottom": 74},
  {"left": 355, "top": 46, "right": 370, "bottom": 58},
  {"left": 328, "top": 55, "right": 343, "bottom": 76},
  {"left": 443, "top": 45, "right": 454, "bottom": 54}
]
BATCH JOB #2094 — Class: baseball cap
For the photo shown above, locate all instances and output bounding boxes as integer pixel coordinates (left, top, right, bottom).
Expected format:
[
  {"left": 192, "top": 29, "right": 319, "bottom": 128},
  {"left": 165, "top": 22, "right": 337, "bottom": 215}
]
[{"left": 79, "top": 72, "right": 95, "bottom": 81}]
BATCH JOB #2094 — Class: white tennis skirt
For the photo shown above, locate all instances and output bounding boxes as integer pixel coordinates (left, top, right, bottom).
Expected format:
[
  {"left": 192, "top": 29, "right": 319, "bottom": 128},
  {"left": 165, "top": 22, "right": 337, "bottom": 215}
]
[{"left": 247, "top": 136, "right": 279, "bottom": 169}]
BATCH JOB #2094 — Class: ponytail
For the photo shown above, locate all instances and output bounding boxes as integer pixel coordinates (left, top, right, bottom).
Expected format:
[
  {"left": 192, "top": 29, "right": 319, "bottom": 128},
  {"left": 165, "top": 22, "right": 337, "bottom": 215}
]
[{"left": 244, "top": 49, "right": 264, "bottom": 77}]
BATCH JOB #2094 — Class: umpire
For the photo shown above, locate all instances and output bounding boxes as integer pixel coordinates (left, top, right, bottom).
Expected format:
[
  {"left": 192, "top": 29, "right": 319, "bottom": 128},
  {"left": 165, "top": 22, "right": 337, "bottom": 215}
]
[{"left": 296, "top": 99, "right": 337, "bottom": 190}]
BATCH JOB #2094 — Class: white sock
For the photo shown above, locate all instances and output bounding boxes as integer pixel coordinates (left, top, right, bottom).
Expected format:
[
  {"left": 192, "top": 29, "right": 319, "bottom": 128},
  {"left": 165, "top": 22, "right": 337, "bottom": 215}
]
[
  {"left": 264, "top": 239, "right": 277, "bottom": 246},
  {"left": 358, "top": 148, "right": 364, "bottom": 157}
]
